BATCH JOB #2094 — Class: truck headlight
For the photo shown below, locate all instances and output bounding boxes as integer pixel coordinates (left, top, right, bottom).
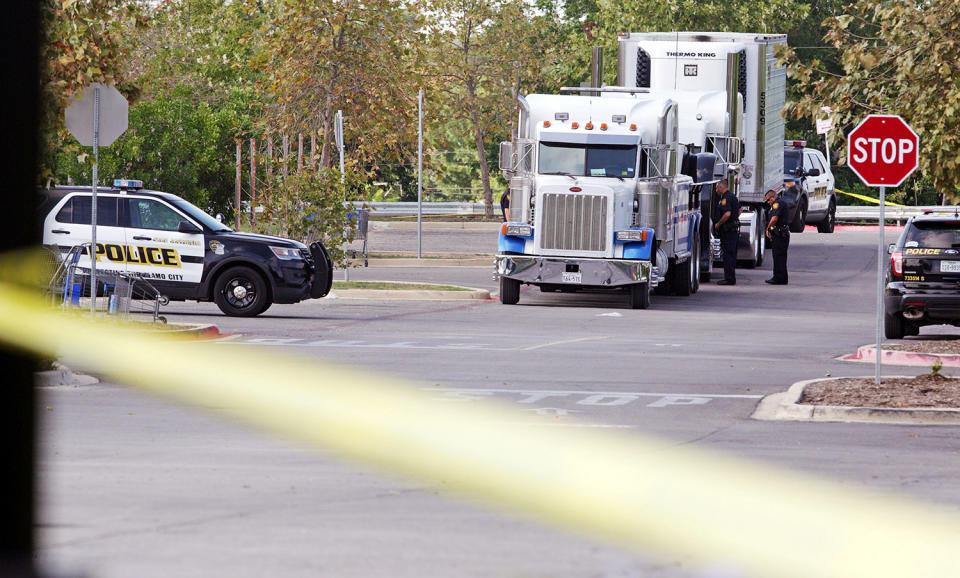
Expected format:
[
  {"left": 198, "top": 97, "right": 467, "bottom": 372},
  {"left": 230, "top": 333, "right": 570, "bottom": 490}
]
[
  {"left": 270, "top": 246, "right": 302, "bottom": 260},
  {"left": 504, "top": 224, "right": 533, "bottom": 237},
  {"left": 615, "top": 230, "right": 647, "bottom": 242}
]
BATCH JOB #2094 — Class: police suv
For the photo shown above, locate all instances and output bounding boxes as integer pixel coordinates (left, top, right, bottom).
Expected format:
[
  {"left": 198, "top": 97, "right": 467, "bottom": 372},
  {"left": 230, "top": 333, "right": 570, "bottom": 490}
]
[
  {"left": 885, "top": 210, "right": 960, "bottom": 339},
  {"left": 783, "top": 140, "right": 836, "bottom": 234},
  {"left": 41, "top": 179, "right": 333, "bottom": 317}
]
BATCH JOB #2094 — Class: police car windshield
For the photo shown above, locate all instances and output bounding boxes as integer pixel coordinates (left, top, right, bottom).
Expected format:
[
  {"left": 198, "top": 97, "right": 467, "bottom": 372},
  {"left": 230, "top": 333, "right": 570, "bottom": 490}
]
[
  {"left": 784, "top": 149, "right": 803, "bottom": 175},
  {"left": 905, "top": 222, "right": 960, "bottom": 249},
  {"left": 170, "top": 199, "right": 232, "bottom": 232},
  {"left": 539, "top": 142, "right": 637, "bottom": 179}
]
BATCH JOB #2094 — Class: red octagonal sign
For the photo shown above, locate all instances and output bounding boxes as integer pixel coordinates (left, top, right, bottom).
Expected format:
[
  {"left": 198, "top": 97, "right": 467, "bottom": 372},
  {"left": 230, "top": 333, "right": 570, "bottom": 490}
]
[{"left": 847, "top": 114, "right": 919, "bottom": 187}]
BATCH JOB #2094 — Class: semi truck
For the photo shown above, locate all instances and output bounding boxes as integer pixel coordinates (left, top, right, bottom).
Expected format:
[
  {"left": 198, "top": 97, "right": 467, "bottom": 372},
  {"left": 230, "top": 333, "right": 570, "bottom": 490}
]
[{"left": 496, "top": 32, "right": 786, "bottom": 308}]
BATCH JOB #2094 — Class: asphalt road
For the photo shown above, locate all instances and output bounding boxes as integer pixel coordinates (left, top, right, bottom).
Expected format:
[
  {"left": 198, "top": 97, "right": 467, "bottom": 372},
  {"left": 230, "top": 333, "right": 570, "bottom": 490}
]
[{"left": 37, "top": 227, "right": 960, "bottom": 578}]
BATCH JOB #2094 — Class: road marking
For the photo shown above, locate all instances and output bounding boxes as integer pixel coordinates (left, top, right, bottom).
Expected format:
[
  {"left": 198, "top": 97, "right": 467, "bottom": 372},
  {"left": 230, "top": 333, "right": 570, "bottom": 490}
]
[
  {"left": 221, "top": 337, "right": 513, "bottom": 351},
  {"left": 522, "top": 407, "right": 582, "bottom": 416},
  {"left": 597, "top": 312, "right": 622, "bottom": 317},
  {"left": 517, "top": 336, "right": 609, "bottom": 351},
  {"left": 428, "top": 387, "right": 761, "bottom": 409}
]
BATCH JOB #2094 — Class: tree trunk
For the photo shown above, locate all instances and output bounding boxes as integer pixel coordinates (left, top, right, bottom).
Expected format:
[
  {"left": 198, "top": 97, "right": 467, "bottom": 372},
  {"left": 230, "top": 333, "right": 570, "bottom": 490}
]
[{"left": 468, "top": 96, "right": 494, "bottom": 219}]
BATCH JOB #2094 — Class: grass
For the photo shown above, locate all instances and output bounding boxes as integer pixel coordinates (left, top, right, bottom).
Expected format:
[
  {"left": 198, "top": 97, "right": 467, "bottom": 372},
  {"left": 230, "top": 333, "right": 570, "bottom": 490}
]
[{"left": 332, "top": 281, "right": 471, "bottom": 291}]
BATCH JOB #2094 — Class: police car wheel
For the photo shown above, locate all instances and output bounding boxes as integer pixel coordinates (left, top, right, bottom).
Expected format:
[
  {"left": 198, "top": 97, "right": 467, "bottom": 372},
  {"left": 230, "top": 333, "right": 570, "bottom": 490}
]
[
  {"left": 817, "top": 200, "right": 836, "bottom": 233},
  {"left": 790, "top": 198, "right": 807, "bottom": 233},
  {"left": 884, "top": 312, "right": 905, "bottom": 340},
  {"left": 214, "top": 266, "right": 270, "bottom": 317}
]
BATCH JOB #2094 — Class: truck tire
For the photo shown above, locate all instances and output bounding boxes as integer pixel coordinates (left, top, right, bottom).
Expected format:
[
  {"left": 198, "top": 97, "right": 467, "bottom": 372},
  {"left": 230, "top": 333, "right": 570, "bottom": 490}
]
[
  {"left": 673, "top": 256, "right": 693, "bottom": 296},
  {"left": 884, "top": 312, "right": 905, "bottom": 339},
  {"left": 790, "top": 198, "right": 807, "bottom": 233},
  {"left": 500, "top": 276, "right": 520, "bottom": 305},
  {"left": 691, "top": 238, "right": 701, "bottom": 294},
  {"left": 755, "top": 220, "right": 765, "bottom": 267},
  {"left": 214, "top": 266, "right": 271, "bottom": 317},
  {"left": 629, "top": 282, "right": 650, "bottom": 309},
  {"left": 817, "top": 199, "right": 836, "bottom": 233}
]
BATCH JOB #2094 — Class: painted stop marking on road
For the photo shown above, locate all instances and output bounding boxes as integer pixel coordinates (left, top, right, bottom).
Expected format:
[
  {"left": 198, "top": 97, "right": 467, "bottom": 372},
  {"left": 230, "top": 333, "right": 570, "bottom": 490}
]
[{"left": 847, "top": 115, "right": 919, "bottom": 187}]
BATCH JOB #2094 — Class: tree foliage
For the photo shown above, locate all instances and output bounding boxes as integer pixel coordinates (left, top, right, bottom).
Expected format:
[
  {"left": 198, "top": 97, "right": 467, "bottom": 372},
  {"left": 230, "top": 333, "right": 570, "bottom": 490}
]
[
  {"left": 422, "top": 0, "right": 547, "bottom": 216},
  {"left": 784, "top": 0, "right": 960, "bottom": 201}
]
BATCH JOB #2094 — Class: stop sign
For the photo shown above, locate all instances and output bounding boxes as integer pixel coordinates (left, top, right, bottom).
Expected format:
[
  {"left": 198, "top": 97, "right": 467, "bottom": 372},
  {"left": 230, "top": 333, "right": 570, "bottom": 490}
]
[{"left": 847, "top": 115, "right": 919, "bottom": 187}]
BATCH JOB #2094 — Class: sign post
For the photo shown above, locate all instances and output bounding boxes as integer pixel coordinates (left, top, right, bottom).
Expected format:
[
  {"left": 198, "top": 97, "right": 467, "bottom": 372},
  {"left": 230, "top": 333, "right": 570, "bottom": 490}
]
[
  {"left": 846, "top": 114, "right": 920, "bottom": 384},
  {"left": 65, "top": 83, "right": 128, "bottom": 314}
]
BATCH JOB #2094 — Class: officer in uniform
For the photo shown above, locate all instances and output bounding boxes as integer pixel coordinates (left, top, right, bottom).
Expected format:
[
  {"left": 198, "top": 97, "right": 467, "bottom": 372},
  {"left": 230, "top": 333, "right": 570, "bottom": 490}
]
[
  {"left": 712, "top": 181, "right": 740, "bottom": 285},
  {"left": 765, "top": 189, "right": 790, "bottom": 284}
]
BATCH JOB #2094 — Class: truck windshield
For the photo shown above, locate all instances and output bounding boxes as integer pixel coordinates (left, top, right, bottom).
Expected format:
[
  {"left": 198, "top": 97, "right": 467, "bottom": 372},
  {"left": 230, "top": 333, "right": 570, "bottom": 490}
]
[
  {"left": 539, "top": 142, "right": 637, "bottom": 178},
  {"left": 784, "top": 149, "right": 803, "bottom": 175}
]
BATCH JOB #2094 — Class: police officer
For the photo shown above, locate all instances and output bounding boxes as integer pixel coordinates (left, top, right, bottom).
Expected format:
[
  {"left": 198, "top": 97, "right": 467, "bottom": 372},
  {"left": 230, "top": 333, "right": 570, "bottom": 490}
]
[
  {"left": 765, "top": 189, "right": 790, "bottom": 285},
  {"left": 712, "top": 181, "right": 740, "bottom": 285}
]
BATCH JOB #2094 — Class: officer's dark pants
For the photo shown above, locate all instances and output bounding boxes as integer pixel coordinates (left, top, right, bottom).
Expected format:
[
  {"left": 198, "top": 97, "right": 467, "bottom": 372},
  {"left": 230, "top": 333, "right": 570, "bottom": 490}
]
[
  {"left": 772, "top": 231, "right": 790, "bottom": 283},
  {"left": 720, "top": 229, "right": 738, "bottom": 282}
]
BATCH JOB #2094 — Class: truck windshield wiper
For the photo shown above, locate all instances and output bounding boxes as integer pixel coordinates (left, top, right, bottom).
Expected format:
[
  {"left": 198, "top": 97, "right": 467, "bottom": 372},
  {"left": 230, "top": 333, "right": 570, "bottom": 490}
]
[{"left": 541, "top": 172, "right": 578, "bottom": 181}]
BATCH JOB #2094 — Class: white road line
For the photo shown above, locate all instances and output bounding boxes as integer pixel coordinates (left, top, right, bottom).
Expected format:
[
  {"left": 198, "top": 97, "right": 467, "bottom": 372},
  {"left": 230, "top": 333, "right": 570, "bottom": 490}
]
[
  {"left": 517, "top": 336, "right": 609, "bottom": 351},
  {"left": 430, "top": 387, "right": 762, "bottom": 400}
]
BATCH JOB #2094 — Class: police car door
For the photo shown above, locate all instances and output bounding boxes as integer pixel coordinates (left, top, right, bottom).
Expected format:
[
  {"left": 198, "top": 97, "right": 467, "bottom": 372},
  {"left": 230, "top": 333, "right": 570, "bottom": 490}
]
[
  {"left": 123, "top": 196, "right": 205, "bottom": 290},
  {"left": 804, "top": 151, "right": 828, "bottom": 214},
  {"left": 43, "top": 193, "right": 127, "bottom": 276}
]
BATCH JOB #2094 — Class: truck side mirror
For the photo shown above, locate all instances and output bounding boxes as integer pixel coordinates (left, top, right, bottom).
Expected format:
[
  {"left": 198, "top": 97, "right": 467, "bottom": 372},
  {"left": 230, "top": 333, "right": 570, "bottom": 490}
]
[
  {"left": 887, "top": 243, "right": 896, "bottom": 254},
  {"left": 806, "top": 168, "right": 821, "bottom": 177},
  {"left": 499, "top": 141, "right": 514, "bottom": 172}
]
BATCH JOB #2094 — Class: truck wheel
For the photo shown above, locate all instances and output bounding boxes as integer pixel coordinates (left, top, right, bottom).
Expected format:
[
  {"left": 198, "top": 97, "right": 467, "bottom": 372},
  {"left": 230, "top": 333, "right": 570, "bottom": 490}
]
[
  {"left": 884, "top": 312, "right": 905, "bottom": 339},
  {"left": 214, "top": 266, "right": 271, "bottom": 317},
  {"left": 790, "top": 198, "right": 807, "bottom": 233},
  {"left": 818, "top": 200, "right": 836, "bottom": 233},
  {"left": 674, "top": 257, "right": 693, "bottom": 296},
  {"left": 691, "top": 238, "right": 701, "bottom": 294},
  {"left": 755, "top": 220, "right": 765, "bottom": 267},
  {"left": 629, "top": 282, "right": 650, "bottom": 309},
  {"left": 500, "top": 276, "right": 520, "bottom": 305}
]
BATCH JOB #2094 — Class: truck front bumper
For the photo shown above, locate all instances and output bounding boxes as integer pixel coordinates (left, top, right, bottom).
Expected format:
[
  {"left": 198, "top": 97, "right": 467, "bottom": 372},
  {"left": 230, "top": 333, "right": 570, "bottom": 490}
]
[{"left": 496, "top": 255, "right": 650, "bottom": 287}]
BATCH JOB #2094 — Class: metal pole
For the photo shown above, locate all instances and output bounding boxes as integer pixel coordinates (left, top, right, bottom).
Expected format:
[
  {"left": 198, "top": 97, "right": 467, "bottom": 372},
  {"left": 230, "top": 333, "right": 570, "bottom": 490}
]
[
  {"left": 235, "top": 140, "right": 241, "bottom": 229},
  {"left": 876, "top": 185, "right": 886, "bottom": 384},
  {"left": 250, "top": 138, "right": 257, "bottom": 228},
  {"left": 298, "top": 133, "right": 303, "bottom": 174},
  {"left": 417, "top": 89, "right": 423, "bottom": 259},
  {"left": 337, "top": 111, "right": 345, "bottom": 184},
  {"left": 90, "top": 85, "right": 100, "bottom": 314},
  {"left": 282, "top": 134, "right": 289, "bottom": 181}
]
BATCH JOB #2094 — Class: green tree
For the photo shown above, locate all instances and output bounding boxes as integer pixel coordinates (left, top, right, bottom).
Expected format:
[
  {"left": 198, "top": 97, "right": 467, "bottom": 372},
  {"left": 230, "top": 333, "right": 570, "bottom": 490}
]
[
  {"left": 264, "top": 0, "right": 421, "bottom": 171},
  {"left": 784, "top": 0, "right": 960, "bottom": 201},
  {"left": 422, "top": 0, "right": 546, "bottom": 217},
  {"left": 54, "top": 86, "right": 256, "bottom": 216},
  {"left": 40, "top": 0, "right": 146, "bottom": 180}
]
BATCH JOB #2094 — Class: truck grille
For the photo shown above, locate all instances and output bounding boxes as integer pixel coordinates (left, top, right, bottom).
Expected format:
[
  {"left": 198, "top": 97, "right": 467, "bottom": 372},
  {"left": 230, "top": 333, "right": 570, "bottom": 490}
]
[{"left": 540, "top": 193, "right": 608, "bottom": 252}]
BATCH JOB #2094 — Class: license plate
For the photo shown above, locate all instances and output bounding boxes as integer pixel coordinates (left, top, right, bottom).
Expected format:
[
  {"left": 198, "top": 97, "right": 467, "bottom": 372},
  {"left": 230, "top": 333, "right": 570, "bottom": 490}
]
[
  {"left": 941, "top": 261, "right": 960, "bottom": 273},
  {"left": 562, "top": 272, "right": 582, "bottom": 283}
]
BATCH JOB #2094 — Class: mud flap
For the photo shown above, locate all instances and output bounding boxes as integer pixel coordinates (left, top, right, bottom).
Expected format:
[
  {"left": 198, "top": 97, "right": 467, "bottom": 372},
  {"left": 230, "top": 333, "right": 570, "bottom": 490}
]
[{"left": 310, "top": 241, "right": 334, "bottom": 298}]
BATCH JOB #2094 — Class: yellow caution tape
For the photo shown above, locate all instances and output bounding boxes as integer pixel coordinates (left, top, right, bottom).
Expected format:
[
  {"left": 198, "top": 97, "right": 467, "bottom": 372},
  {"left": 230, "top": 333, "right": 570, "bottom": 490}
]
[
  {"left": 836, "top": 188, "right": 906, "bottom": 207},
  {"left": 1, "top": 280, "right": 959, "bottom": 577}
]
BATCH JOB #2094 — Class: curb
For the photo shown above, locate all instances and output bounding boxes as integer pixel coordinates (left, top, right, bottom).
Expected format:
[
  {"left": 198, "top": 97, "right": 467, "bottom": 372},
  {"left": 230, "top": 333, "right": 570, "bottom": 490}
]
[
  {"left": 752, "top": 377, "right": 960, "bottom": 425},
  {"left": 162, "top": 323, "right": 223, "bottom": 340},
  {"left": 841, "top": 344, "right": 960, "bottom": 367},
  {"left": 35, "top": 365, "right": 99, "bottom": 387},
  {"left": 362, "top": 257, "right": 493, "bottom": 267},
  {"left": 327, "top": 286, "right": 492, "bottom": 301}
]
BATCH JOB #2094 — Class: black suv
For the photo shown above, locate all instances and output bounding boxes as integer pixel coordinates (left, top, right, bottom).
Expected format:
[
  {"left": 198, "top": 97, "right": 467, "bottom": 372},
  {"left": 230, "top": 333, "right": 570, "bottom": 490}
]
[{"left": 885, "top": 212, "right": 960, "bottom": 338}]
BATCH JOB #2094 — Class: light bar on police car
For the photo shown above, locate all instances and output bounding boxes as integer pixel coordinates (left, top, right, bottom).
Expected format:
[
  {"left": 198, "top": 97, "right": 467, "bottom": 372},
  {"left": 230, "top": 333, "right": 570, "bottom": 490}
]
[
  {"left": 502, "top": 224, "right": 533, "bottom": 237},
  {"left": 615, "top": 230, "right": 647, "bottom": 242},
  {"left": 783, "top": 140, "right": 806, "bottom": 148},
  {"left": 114, "top": 179, "right": 143, "bottom": 189},
  {"left": 270, "top": 246, "right": 301, "bottom": 260}
]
